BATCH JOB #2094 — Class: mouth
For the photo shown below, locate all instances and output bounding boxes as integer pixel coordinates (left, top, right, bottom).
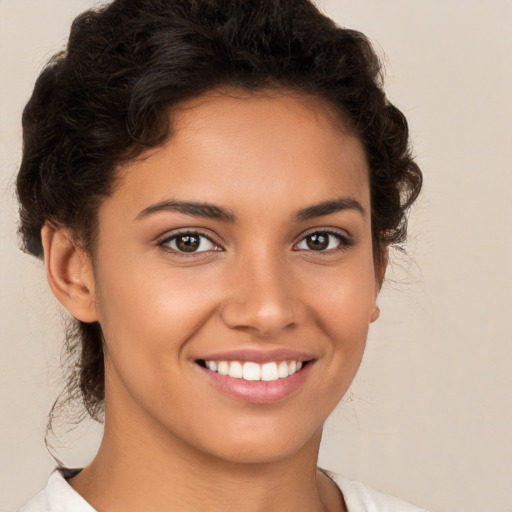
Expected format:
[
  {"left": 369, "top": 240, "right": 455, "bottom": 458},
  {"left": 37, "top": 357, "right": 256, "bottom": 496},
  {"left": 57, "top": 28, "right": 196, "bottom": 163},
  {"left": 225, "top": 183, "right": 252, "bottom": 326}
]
[
  {"left": 195, "top": 356, "right": 315, "bottom": 404},
  {"left": 196, "top": 359, "right": 312, "bottom": 381}
]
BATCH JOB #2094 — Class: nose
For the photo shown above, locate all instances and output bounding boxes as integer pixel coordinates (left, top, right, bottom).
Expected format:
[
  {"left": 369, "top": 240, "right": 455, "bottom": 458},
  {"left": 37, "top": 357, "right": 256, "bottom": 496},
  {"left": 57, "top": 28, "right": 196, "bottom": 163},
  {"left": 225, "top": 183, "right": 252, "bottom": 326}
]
[{"left": 219, "top": 252, "right": 304, "bottom": 338}]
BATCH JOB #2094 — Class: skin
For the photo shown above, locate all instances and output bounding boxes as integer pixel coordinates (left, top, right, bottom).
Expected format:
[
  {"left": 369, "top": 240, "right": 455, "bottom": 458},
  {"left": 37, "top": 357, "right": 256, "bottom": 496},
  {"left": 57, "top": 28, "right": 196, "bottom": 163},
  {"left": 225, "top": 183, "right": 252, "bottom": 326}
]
[{"left": 42, "top": 89, "right": 384, "bottom": 512}]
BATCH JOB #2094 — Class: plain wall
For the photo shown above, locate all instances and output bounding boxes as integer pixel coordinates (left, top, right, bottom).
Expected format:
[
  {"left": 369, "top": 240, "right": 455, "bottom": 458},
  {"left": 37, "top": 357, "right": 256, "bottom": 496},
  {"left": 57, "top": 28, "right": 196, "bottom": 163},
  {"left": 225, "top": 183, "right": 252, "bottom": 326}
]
[{"left": 1, "top": 1, "right": 511, "bottom": 511}]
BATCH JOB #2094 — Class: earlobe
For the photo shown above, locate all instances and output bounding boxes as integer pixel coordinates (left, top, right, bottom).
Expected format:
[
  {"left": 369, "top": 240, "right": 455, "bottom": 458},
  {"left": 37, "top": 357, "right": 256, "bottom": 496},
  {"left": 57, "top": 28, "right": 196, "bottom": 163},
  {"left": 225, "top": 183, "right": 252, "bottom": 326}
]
[
  {"left": 370, "top": 304, "right": 380, "bottom": 323},
  {"left": 41, "top": 224, "right": 98, "bottom": 323}
]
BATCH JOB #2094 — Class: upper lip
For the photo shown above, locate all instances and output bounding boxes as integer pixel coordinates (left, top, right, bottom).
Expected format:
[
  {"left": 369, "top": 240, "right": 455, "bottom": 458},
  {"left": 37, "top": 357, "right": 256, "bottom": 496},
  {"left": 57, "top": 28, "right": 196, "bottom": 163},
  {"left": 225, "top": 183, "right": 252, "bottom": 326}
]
[{"left": 195, "top": 348, "right": 316, "bottom": 364}]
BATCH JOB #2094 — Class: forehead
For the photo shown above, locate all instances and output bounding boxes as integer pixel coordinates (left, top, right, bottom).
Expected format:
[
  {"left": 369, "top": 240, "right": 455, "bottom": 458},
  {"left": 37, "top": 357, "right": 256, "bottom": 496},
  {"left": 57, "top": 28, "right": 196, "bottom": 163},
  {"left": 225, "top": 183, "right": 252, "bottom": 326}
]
[{"left": 111, "top": 89, "right": 370, "bottom": 218}]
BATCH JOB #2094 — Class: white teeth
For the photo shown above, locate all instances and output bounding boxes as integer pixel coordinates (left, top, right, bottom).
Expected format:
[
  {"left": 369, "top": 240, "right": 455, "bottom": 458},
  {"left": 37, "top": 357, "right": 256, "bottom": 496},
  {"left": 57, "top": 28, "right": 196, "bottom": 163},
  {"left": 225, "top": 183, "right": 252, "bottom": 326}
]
[
  {"left": 228, "top": 361, "right": 243, "bottom": 378},
  {"left": 243, "top": 362, "right": 261, "bottom": 381},
  {"left": 278, "top": 361, "right": 289, "bottom": 378},
  {"left": 204, "top": 359, "right": 306, "bottom": 381},
  {"left": 217, "top": 361, "right": 229, "bottom": 375},
  {"left": 261, "top": 362, "right": 279, "bottom": 381}
]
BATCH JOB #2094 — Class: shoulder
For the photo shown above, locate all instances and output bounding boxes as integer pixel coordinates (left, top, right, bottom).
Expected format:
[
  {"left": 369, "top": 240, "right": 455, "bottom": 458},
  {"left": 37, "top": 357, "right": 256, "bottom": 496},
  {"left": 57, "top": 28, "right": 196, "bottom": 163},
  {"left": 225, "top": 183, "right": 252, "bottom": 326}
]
[
  {"left": 329, "top": 472, "right": 429, "bottom": 512},
  {"left": 16, "top": 470, "right": 95, "bottom": 512}
]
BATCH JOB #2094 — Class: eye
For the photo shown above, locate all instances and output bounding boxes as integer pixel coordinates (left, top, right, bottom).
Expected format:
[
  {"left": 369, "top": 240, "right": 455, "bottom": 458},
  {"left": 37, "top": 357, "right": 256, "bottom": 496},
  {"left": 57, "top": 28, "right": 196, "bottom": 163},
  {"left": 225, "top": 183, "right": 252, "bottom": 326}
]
[
  {"left": 295, "top": 231, "right": 350, "bottom": 252},
  {"left": 160, "top": 232, "right": 220, "bottom": 254}
]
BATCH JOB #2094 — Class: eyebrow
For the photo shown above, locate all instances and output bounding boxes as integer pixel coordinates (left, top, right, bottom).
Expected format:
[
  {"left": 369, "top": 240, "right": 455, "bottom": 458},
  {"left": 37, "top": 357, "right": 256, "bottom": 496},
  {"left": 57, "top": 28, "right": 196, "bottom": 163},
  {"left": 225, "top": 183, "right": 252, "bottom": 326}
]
[
  {"left": 295, "top": 197, "right": 365, "bottom": 221},
  {"left": 136, "top": 200, "right": 236, "bottom": 222},
  {"left": 136, "top": 196, "right": 365, "bottom": 223}
]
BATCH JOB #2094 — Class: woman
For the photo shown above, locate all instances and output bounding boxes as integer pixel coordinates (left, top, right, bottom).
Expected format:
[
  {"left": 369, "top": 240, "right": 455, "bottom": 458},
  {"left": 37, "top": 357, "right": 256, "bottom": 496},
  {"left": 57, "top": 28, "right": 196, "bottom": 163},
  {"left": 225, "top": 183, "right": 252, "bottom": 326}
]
[{"left": 16, "top": 0, "right": 424, "bottom": 510}]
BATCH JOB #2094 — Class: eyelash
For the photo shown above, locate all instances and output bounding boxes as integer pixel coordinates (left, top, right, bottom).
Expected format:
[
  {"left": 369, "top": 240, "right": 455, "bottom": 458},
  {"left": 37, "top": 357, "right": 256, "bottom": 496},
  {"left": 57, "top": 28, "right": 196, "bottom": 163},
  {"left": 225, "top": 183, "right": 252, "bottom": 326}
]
[
  {"left": 294, "top": 229, "right": 354, "bottom": 253},
  {"left": 157, "top": 229, "right": 354, "bottom": 255},
  {"left": 158, "top": 230, "right": 222, "bottom": 256}
]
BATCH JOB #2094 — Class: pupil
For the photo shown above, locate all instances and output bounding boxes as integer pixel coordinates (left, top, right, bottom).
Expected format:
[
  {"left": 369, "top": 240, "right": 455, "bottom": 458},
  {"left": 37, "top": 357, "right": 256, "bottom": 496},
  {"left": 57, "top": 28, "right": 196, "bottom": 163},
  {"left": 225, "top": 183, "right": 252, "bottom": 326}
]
[
  {"left": 177, "top": 235, "right": 200, "bottom": 252},
  {"left": 306, "top": 233, "right": 329, "bottom": 251}
]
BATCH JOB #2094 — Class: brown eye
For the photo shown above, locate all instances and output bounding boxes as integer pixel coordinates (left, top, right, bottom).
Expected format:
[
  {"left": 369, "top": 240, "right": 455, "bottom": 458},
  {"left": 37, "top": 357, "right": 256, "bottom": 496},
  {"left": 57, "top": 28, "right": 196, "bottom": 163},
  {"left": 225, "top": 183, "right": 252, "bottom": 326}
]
[
  {"left": 176, "top": 234, "right": 200, "bottom": 252},
  {"left": 296, "top": 231, "right": 349, "bottom": 252},
  {"left": 162, "top": 233, "right": 218, "bottom": 253},
  {"left": 306, "top": 233, "right": 329, "bottom": 250}
]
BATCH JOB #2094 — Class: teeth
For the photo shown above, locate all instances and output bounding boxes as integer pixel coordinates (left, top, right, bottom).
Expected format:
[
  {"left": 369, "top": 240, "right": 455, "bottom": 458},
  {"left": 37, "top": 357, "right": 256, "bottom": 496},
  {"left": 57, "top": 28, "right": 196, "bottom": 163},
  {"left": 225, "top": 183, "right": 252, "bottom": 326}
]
[
  {"left": 204, "top": 359, "right": 305, "bottom": 381},
  {"left": 261, "top": 362, "right": 279, "bottom": 381},
  {"left": 278, "top": 361, "right": 289, "bottom": 378},
  {"left": 243, "top": 362, "right": 261, "bottom": 381},
  {"left": 228, "top": 361, "right": 243, "bottom": 378},
  {"left": 217, "top": 361, "right": 229, "bottom": 375}
]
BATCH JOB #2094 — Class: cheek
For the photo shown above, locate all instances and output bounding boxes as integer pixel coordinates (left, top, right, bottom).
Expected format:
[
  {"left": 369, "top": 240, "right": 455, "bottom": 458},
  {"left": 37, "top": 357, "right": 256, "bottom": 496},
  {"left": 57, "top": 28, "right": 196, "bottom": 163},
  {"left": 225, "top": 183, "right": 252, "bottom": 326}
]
[
  {"left": 307, "top": 256, "right": 377, "bottom": 328},
  {"left": 94, "top": 261, "right": 222, "bottom": 428},
  {"left": 94, "top": 257, "right": 220, "bottom": 369},
  {"left": 305, "top": 259, "right": 376, "bottom": 374}
]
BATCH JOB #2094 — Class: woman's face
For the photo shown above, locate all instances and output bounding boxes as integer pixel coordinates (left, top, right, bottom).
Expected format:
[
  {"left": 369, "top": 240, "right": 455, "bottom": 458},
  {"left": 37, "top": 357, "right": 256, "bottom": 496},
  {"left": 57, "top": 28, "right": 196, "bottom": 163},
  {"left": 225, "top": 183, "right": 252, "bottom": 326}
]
[{"left": 89, "top": 90, "right": 381, "bottom": 464}]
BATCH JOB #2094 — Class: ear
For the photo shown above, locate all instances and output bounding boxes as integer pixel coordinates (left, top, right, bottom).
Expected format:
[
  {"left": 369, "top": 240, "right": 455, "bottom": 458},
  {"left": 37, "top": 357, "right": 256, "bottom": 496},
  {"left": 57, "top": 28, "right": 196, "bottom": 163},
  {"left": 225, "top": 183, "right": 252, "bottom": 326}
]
[
  {"left": 41, "top": 224, "right": 98, "bottom": 323},
  {"left": 370, "top": 246, "right": 388, "bottom": 323}
]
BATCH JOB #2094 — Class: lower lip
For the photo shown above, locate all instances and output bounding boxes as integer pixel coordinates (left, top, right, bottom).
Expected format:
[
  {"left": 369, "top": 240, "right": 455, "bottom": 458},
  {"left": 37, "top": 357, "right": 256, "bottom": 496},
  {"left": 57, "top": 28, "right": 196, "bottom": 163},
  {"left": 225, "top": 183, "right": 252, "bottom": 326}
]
[{"left": 197, "top": 363, "right": 313, "bottom": 404}]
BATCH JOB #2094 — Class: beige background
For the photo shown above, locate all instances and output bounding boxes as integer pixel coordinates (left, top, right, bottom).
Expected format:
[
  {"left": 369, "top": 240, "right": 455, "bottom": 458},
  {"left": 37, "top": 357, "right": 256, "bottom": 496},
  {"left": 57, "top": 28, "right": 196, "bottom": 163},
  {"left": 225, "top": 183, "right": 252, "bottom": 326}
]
[{"left": 1, "top": 1, "right": 511, "bottom": 510}]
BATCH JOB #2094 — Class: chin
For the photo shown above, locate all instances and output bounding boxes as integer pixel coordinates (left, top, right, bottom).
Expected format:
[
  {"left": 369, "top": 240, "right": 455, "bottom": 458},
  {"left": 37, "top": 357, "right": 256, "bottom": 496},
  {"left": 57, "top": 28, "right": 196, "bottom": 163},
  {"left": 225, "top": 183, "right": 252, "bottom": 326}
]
[{"left": 186, "top": 420, "right": 323, "bottom": 466}]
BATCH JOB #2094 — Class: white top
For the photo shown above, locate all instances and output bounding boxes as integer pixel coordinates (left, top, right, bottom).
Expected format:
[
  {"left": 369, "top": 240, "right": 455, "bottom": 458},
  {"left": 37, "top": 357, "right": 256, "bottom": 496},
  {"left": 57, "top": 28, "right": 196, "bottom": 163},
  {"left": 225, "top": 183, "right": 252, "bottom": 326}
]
[{"left": 17, "top": 469, "right": 428, "bottom": 512}]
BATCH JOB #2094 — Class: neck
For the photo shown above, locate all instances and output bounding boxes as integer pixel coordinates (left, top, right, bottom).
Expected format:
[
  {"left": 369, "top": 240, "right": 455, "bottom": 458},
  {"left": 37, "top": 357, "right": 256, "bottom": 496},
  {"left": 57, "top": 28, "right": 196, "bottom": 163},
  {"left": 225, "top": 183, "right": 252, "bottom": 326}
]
[{"left": 69, "top": 417, "right": 342, "bottom": 512}]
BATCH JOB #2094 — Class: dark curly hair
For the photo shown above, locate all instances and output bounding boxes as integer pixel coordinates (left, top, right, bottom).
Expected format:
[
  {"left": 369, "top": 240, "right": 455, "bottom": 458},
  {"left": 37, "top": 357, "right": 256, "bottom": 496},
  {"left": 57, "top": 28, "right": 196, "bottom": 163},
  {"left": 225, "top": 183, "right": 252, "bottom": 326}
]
[{"left": 16, "top": 0, "right": 422, "bottom": 423}]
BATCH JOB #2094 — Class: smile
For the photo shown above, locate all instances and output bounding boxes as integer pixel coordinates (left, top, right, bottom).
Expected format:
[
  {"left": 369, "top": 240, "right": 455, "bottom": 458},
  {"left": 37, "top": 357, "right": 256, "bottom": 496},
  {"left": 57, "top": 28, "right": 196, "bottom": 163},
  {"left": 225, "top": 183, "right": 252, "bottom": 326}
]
[
  {"left": 200, "top": 360, "right": 304, "bottom": 381},
  {"left": 196, "top": 355, "right": 314, "bottom": 403}
]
